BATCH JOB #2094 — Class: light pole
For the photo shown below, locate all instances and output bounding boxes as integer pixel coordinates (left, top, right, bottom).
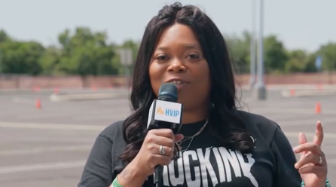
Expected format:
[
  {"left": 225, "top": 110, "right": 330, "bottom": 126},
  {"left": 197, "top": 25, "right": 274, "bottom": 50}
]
[
  {"left": 253, "top": 0, "right": 267, "bottom": 100},
  {"left": 118, "top": 48, "right": 133, "bottom": 87},
  {"left": 249, "top": 0, "right": 257, "bottom": 89}
]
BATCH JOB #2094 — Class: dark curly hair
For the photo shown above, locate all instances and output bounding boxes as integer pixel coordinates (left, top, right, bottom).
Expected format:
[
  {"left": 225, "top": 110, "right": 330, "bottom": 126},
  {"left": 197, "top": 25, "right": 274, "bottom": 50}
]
[{"left": 119, "top": 2, "right": 255, "bottom": 163}]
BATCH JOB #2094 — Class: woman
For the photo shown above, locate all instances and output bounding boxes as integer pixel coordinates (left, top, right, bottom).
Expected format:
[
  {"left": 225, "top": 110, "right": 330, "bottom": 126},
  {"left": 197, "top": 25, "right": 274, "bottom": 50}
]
[{"left": 78, "top": 2, "right": 329, "bottom": 187}]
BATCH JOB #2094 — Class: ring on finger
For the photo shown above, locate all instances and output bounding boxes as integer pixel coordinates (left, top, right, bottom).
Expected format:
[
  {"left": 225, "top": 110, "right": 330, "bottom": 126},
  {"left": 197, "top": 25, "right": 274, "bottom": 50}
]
[
  {"left": 312, "top": 154, "right": 323, "bottom": 165},
  {"left": 304, "top": 153, "right": 323, "bottom": 165},
  {"left": 318, "top": 156, "right": 323, "bottom": 165},
  {"left": 159, "top": 145, "right": 166, "bottom": 155}
]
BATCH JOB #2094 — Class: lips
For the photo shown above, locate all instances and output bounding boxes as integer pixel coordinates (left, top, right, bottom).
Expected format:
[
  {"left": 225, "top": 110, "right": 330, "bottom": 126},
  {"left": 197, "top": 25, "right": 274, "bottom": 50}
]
[
  {"left": 166, "top": 78, "right": 189, "bottom": 84},
  {"left": 169, "top": 80, "right": 185, "bottom": 85},
  {"left": 165, "top": 78, "right": 189, "bottom": 89}
]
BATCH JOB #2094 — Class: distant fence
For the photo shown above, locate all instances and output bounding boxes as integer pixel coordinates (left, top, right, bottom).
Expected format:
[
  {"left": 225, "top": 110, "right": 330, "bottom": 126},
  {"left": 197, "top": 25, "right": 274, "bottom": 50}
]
[
  {"left": 0, "top": 73, "right": 335, "bottom": 89},
  {"left": 236, "top": 72, "right": 335, "bottom": 86},
  {"left": 0, "top": 75, "right": 127, "bottom": 89}
]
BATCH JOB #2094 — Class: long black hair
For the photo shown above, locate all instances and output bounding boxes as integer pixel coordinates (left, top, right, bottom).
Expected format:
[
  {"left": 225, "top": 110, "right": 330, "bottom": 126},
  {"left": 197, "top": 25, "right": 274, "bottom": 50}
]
[{"left": 120, "top": 2, "right": 254, "bottom": 163}]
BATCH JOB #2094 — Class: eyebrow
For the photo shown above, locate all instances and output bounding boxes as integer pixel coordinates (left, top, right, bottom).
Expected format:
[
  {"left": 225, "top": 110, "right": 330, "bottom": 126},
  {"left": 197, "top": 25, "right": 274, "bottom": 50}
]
[{"left": 156, "top": 44, "right": 199, "bottom": 51}]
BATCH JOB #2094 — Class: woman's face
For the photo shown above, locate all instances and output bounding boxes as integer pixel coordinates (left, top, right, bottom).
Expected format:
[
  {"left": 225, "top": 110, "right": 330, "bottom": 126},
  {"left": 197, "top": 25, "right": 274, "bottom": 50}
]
[{"left": 149, "top": 23, "right": 211, "bottom": 109}]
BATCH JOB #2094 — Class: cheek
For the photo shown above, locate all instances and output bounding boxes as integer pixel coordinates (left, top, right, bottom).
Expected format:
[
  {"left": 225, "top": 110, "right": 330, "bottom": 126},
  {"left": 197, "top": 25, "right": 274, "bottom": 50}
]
[
  {"left": 196, "top": 62, "right": 211, "bottom": 86},
  {"left": 203, "top": 72, "right": 211, "bottom": 92},
  {"left": 194, "top": 63, "right": 211, "bottom": 97}
]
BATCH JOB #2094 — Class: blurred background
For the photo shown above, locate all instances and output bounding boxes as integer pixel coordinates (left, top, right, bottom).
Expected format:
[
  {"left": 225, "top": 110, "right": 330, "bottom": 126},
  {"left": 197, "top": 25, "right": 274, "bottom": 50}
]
[{"left": 0, "top": 0, "right": 335, "bottom": 187}]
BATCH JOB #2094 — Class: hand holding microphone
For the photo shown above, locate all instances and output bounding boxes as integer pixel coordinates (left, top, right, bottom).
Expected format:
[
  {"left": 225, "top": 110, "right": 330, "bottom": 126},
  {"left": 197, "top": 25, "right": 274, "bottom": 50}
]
[
  {"left": 117, "top": 83, "right": 184, "bottom": 187},
  {"left": 135, "top": 83, "right": 184, "bottom": 177},
  {"left": 133, "top": 128, "right": 184, "bottom": 176}
]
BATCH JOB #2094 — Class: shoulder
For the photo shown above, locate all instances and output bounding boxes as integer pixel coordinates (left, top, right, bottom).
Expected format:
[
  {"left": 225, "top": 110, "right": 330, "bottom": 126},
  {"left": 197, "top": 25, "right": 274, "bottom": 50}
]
[
  {"left": 236, "top": 110, "right": 280, "bottom": 143},
  {"left": 98, "top": 120, "right": 125, "bottom": 143},
  {"left": 236, "top": 110, "right": 279, "bottom": 127}
]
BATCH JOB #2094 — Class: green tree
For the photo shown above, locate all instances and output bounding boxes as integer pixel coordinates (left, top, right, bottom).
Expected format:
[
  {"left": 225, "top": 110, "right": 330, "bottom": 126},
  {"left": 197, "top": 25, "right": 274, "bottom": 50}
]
[
  {"left": 112, "top": 39, "right": 140, "bottom": 74},
  {"left": 0, "top": 30, "right": 11, "bottom": 43},
  {"left": 0, "top": 40, "right": 44, "bottom": 75},
  {"left": 285, "top": 50, "right": 309, "bottom": 73},
  {"left": 303, "top": 53, "right": 319, "bottom": 72},
  {"left": 224, "top": 31, "right": 251, "bottom": 73},
  {"left": 56, "top": 27, "right": 118, "bottom": 76},
  {"left": 38, "top": 46, "right": 61, "bottom": 75},
  {"left": 317, "top": 42, "right": 336, "bottom": 71},
  {"left": 1, "top": 28, "right": 334, "bottom": 77},
  {"left": 264, "top": 35, "right": 288, "bottom": 73}
]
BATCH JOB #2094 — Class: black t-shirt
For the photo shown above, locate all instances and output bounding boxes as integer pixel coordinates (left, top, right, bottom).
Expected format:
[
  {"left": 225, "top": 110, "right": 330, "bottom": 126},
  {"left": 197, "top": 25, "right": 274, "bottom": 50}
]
[{"left": 78, "top": 110, "right": 301, "bottom": 187}]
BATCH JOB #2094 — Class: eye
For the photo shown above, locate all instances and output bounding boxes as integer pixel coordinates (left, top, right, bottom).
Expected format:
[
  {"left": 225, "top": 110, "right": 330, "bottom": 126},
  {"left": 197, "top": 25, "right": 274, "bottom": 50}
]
[
  {"left": 187, "top": 54, "right": 201, "bottom": 60},
  {"left": 156, "top": 55, "right": 169, "bottom": 61}
]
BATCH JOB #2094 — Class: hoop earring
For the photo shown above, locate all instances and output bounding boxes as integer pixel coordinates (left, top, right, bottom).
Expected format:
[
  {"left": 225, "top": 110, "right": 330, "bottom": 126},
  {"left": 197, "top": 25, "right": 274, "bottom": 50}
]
[
  {"left": 250, "top": 136, "right": 257, "bottom": 148},
  {"left": 250, "top": 136, "right": 255, "bottom": 143}
]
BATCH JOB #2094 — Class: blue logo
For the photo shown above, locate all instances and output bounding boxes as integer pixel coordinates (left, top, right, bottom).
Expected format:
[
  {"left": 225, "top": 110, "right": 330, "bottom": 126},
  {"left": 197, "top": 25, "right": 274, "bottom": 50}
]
[{"left": 164, "top": 108, "right": 180, "bottom": 117}]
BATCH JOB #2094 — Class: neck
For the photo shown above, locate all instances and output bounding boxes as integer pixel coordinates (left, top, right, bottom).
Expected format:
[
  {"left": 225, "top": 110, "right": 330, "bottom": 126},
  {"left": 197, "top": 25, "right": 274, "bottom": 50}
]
[{"left": 181, "top": 104, "right": 210, "bottom": 124}]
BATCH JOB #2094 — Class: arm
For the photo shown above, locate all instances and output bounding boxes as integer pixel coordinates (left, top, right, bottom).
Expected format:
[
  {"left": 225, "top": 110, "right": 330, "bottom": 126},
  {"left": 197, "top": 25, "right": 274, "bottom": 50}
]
[
  {"left": 112, "top": 161, "right": 148, "bottom": 187},
  {"left": 78, "top": 134, "right": 113, "bottom": 187},
  {"left": 271, "top": 127, "right": 302, "bottom": 187},
  {"left": 78, "top": 126, "right": 151, "bottom": 187}
]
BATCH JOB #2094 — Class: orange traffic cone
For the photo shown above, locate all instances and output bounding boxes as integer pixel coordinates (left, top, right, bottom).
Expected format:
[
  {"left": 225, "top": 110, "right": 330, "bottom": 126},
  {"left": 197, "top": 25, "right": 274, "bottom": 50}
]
[
  {"left": 36, "top": 99, "right": 41, "bottom": 109},
  {"left": 54, "top": 88, "right": 59, "bottom": 94},
  {"left": 315, "top": 102, "right": 321, "bottom": 114},
  {"left": 290, "top": 89, "right": 295, "bottom": 96},
  {"left": 33, "top": 86, "right": 40, "bottom": 92}
]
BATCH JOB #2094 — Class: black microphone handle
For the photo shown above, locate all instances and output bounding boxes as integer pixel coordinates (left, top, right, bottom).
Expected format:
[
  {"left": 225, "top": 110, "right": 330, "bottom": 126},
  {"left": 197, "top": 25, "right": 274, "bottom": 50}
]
[{"left": 154, "top": 165, "right": 163, "bottom": 187}]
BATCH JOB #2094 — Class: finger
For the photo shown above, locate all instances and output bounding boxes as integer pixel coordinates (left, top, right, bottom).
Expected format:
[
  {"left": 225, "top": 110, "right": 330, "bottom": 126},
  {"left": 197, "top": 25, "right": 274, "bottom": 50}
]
[
  {"left": 154, "top": 154, "right": 173, "bottom": 166},
  {"left": 293, "top": 143, "right": 323, "bottom": 156},
  {"left": 297, "top": 132, "right": 308, "bottom": 157},
  {"left": 298, "top": 132, "right": 308, "bottom": 144},
  {"left": 314, "top": 121, "right": 324, "bottom": 147},
  {"left": 145, "top": 134, "right": 172, "bottom": 147},
  {"left": 150, "top": 155, "right": 172, "bottom": 168},
  {"left": 147, "top": 144, "right": 173, "bottom": 158},
  {"left": 175, "top": 134, "right": 184, "bottom": 142},
  {"left": 150, "top": 129, "right": 175, "bottom": 139},
  {"left": 152, "top": 135, "right": 175, "bottom": 147},
  {"left": 153, "top": 144, "right": 174, "bottom": 158},
  {"left": 298, "top": 165, "right": 327, "bottom": 178},
  {"left": 294, "top": 153, "right": 322, "bottom": 169}
]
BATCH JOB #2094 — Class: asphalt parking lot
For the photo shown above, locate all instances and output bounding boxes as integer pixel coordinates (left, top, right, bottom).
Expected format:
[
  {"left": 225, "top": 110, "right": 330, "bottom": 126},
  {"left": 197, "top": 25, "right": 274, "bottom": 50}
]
[{"left": 0, "top": 88, "right": 335, "bottom": 187}]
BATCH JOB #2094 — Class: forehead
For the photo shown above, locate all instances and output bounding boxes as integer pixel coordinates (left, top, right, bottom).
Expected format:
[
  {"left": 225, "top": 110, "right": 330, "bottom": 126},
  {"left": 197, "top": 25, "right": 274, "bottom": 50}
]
[{"left": 155, "top": 23, "right": 201, "bottom": 49}]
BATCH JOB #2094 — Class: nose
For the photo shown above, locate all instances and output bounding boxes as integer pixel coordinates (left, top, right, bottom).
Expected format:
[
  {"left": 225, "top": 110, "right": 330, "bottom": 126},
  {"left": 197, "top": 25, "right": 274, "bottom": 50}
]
[{"left": 167, "top": 58, "right": 187, "bottom": 73}]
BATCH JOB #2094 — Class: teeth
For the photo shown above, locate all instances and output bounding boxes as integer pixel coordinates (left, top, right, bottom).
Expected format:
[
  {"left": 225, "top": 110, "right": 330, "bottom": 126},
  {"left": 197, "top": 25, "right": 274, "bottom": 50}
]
[{"left": 170, "top": 81, "right": 183, "bottom": 84}]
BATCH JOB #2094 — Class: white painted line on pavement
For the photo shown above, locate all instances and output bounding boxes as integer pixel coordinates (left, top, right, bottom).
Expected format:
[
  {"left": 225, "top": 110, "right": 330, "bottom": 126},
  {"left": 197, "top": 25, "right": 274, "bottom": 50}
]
[
  {"left": 16, "top": 113, "right": 79, "bottom": 120},
  {"left": 0, "top": 122, "right": 106, "bottom": 131},
  {"left": 281, "top": 90, "right": 336, "bottom": 98},
  {"left": 12, "top": 98, "right": 35, "bottom": 104},
  {"left": 285, "top": 132, "right": 336, "bottom": 139},
  {"left": 1, "top": 122, "right": 336, "bottom": 139},
  {"left": 0, "top": 160, "right": 86, "bottom": 174},
  {"left": 0, "top": 155, "right": 334, "bottom": 175},
  {"left": 50, "top": 92, "right": 127, "bottom": 102},
  {"left": 274, "top": 117, "right": 336, "bottom": 127},
  {"left": 252, "top": 108, "right": 336, "bottom": 115},
  {"left": 72, "top": 114, "right": 128, "bottom": 121},
  {"left": 0, "top": 145, "right": 92, "bottom": 156}
]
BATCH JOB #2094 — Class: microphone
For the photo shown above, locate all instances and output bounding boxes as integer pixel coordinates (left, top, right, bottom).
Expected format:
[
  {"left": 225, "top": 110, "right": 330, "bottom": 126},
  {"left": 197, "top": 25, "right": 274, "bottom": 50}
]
[{"left": 147, "top": 83, "right": 183, "bottom": 187}]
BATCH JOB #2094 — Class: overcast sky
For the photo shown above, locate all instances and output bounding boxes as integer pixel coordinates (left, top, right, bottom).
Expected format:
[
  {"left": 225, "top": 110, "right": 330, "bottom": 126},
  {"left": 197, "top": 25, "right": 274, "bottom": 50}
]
[{"left": 0, "top": 0, "right": 335, "bottom": 52}]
